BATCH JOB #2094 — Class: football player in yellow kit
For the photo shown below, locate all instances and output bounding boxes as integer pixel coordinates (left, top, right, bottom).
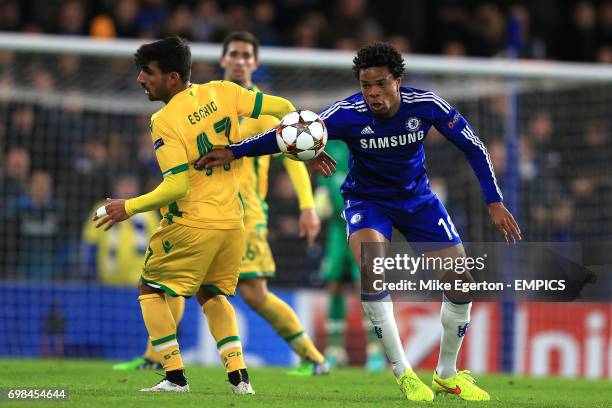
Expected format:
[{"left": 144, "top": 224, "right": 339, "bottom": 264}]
[
  {"left": 221, "top": 31, "right": 329, "bottom": 376},
  {"left": 112, "top": 32, "right": 329, "bottom": 377},
  {"left": 94, "top": 36, "right": 298, "bottom": 394}
]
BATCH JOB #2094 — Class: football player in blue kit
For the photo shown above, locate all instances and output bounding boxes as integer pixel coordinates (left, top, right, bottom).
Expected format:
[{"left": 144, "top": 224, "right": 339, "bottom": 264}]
[{"left": 197, "top": 42, "right": 521, "bottom": 402}]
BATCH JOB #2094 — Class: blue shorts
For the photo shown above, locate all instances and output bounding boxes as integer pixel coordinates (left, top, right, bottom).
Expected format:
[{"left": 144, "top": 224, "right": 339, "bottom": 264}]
[{"left": 342, "top": 196, "right": 462, "bottom": 251}]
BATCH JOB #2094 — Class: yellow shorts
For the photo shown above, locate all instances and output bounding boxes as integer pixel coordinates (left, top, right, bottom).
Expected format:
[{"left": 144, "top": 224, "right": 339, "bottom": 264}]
[
  {"left": 141, "top": 219, "right": 244, "bottom": 297},
  {"left": 238, "top": 222, "right": 276, "bottom": 280}
]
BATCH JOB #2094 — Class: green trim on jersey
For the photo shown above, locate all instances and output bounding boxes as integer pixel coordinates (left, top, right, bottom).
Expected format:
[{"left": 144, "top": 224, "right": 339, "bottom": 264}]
[
  {"left": 251, "top": 92, "right": 263, "bottom": 118},
  {"left": 238, "top": 192, "right": 246, "bottom": 212},
  {"left": 162, "top": 163, "right": 188, "bottom": 177}
]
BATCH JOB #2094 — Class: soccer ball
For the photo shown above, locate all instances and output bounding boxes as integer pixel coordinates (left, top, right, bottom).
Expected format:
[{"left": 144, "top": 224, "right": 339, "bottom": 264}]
[{"left": 276, "top": 110, "right": 327, "bottom": 161}]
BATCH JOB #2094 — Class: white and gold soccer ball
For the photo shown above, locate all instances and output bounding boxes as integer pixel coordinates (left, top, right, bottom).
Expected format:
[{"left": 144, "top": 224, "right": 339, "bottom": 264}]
[{"left": 276, "top": 110, "right": 327, "bottom": 161}]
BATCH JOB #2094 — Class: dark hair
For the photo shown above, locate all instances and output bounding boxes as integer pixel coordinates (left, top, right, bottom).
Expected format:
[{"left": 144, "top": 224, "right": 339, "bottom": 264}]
[
  {"left": 352, "top": 42, "right": 405, "bottom": 80},
  {"left": 134, "top": 36, "right": 192, "bottom": 82},
  {"left": 222, "top": 31, "right": 260, "bottom": 59}
]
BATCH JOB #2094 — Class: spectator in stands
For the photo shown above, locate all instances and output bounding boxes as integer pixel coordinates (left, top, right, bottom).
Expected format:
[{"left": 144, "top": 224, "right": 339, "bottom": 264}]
[
  {"left": 598, "top": 1, "right": 612, "bottom": 44},
  {"left": 57, "top": 0, "right": 86, "bottom": 36},
  {"left": 6, "top": 170, "right": 64, "bottom": 281},
  {"left": 292, "top": 12, "right": 330, "bottom": 49},
  {"left": 0, "top": 0, "right": 21, "bottom": 32},
  {"left": 67, "top": 139, "right": 110, "bottom": 235},
  {"left": 550, "top": 199, "right": 575, "bottom": 241},
  {"left": 467, "top": 3, "right": 507, "bottom": 57},
  {"left": 82, "top": 175, "right": 158, "bottom": 285},
  {"left": 89, "top": 14, "right": 116, "bottom": 38},
  {"left": 331, "top": 0, "right": 383, "bottom": 48},
  {"left": 193, "top": 0, "right": 223, "bottom": 42},
  {"left": 136, "top": 0, "right": 169, "bottom": 38},
  {"left": 562, "top": 0, "right": 599, "bottom": 62},
  {"left": 211, "top": 4, "right": 252, "bottom": 42},
  {"left": 111, "top": 0, "right": 140, "bottom": 38},
  {"left": 441, "top": 39, "right": 466, "bottom": 57},
  {"left": 160, "top": 4, "right": 194, "bottom": 40},
  {"left": 252, "top": 0, "right": 281, "bottom": 46},
  {"left": 523, "top": 111, "right": 562, "bottom": 179},
  {"left": 0, "top": 147, "right": 30, "bottom": 277},
  {"left": 2, "top": 147, "right": 30, "bottom": 201},
  {"left": 386, "top": 35, "right": 412, "bottom": 54},
  {"left": 510, "top": 5, "right": 546, "bottom": 59}
]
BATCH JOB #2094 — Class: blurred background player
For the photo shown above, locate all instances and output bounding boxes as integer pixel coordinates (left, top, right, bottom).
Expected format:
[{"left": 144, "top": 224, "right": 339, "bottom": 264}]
[
  {"left": 316, "top": 139, "right": 384, "bottom": 371},
  {"left": 94, "top": 36, "right": 298, "bottom": 394},
  {"left": 221, "top": 31, "right": 328, "bottom": 376}
]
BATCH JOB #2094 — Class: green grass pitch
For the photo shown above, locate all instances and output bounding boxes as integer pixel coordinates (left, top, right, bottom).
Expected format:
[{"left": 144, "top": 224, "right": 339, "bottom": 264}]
[{"left": 1, "top": 359, "right": 610, "bottom": 407}]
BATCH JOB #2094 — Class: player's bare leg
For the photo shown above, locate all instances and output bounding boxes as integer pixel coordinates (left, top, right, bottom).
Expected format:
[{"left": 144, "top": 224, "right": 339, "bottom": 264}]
[
  {"left": 196, "top": 287, "right": 254, "bottom": 395},
  {"left": 138, "top": 281, "right": 189, "bottom": 392},
  {"left": 427, "top": 244, "right": 490, "bottom": 401},
  {"left": 239, "top": 277, "right": 329, "bottom": 376},
  {"left": 350, "top": 228, "right": 433, "bottom": 402}
]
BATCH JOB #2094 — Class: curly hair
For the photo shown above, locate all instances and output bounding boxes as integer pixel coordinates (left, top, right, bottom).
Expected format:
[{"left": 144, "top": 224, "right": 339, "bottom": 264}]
[{"left": 352, "top": 42, "right": 405, "bottom": 80}]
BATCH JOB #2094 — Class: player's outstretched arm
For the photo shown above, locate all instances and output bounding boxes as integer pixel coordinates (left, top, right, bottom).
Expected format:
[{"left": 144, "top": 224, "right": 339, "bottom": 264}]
[
  {"left": 488, "top": 202, "right": 522, "bottom": 244},
  {"left": 194, "top": 148, "right": 237, "bottom": 170},
  {"left": 93, "top": 172, "right": 189, "bottom": 231},
  {"left": 259, "top": 94, "right": 296, "bottom": 120}
]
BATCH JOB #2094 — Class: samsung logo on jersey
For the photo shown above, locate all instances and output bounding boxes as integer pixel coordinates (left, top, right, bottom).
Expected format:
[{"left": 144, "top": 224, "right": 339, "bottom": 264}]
[{"left": 360, "top": 131, "right": 425, "bottom": 149}]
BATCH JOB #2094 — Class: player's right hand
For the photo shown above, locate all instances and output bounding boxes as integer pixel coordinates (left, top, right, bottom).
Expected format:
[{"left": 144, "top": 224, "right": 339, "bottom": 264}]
[
  {"left": 307, "top": 150, "right": 336, "bottom": 178},
  {"left": 488, "top": 202, "right": 521, "bottom": 244},
  {"left": 194, "top": 147, "right": 235, "bottom": 170}
]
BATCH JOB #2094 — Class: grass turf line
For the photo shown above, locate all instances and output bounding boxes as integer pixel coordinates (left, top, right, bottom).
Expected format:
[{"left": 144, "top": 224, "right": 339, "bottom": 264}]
[{"left": 0, "top": 359, "right": 610, "bottom": 407}]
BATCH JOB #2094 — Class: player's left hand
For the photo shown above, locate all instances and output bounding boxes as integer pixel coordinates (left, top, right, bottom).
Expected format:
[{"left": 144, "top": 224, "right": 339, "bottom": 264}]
[
  {"left": 488, "top": 202, "right": 522, "bottom": 244},
  {"left": 92, "top": 198, "right": 130, "bottom": 231},
  {"left": 194, "top": 147, "right": 235, "bottom": 170},
  {"left": 307, "top": 150, "right": 336, "bottom": 177},
  {"left": 299, "top": 207, "right": 321, "bottom": 246}
]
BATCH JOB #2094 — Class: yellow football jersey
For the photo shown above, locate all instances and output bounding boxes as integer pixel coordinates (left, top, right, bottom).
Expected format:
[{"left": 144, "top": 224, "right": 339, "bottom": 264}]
[
  {"left": 238, "top": 112, "right": 279, "bottom": 225},
  {"left": 150, "top": 81, "right": 264, "bottom": 229}
]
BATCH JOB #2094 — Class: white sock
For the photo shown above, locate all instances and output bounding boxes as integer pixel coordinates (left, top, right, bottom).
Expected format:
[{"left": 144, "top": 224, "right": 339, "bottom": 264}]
[
  {"left": 361, "top": 294, "right": 411, "bottom": 378},
  {"left": 436, "top": 297, "right": 472, "bottom": 378}
]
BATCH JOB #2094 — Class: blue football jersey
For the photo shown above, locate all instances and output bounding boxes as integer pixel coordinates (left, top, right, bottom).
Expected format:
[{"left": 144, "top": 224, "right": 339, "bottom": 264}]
[{"left": 319, "top": 86, "right": 502, "bottom": 205}]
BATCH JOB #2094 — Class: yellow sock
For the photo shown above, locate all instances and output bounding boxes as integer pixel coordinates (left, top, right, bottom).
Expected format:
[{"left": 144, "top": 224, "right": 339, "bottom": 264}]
[
  {"left": 167, "top": 295, "right": 185, "bottom": 324},
  {"left": 257, "top": 292, "right": 324, "bottom": 363},
  {"left": 139, "top": 293, "right": 183, "bottom": 372},
  {"left": 202, "top": 296, "right": 246, "bottom": 372},
  {"left": 143, "top": 295, "right": 185, "bottom": 361}
]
